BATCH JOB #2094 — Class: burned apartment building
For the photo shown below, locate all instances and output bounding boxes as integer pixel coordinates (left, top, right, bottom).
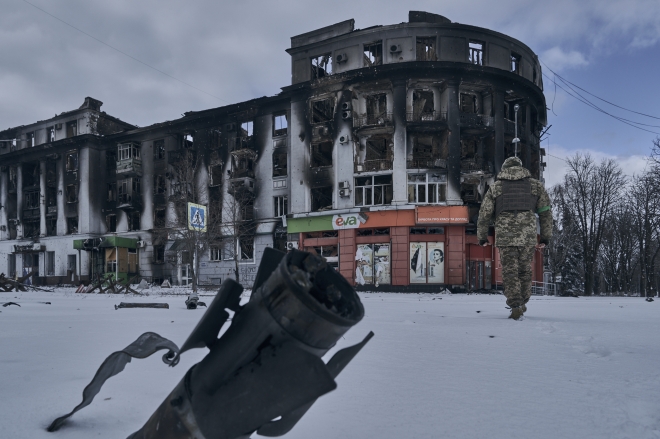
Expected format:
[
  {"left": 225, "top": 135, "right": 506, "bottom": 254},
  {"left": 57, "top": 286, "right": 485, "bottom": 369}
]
[{"left": 0, "top": 11, "right": 547, "bottom": 291}]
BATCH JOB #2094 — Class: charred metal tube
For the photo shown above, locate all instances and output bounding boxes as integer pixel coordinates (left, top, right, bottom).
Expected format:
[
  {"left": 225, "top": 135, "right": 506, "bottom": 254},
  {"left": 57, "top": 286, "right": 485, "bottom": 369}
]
[{"left": 128, "top": 248, "right": 371, "bottom": 439}]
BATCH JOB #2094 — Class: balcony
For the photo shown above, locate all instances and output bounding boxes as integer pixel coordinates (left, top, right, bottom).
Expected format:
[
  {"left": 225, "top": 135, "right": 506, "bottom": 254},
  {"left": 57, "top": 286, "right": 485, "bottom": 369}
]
[
  {"left": 353, "top": 113, "right": 393, "bottom": 128},
  {"left": 461, "top": 158, "right": 490, "bottom": 173},
  {"left": 229, "top": 177, "right": 255, "bottom": 196},
  {"left": 229, "top": 136, "right": 254, "bottom": 152},
  {"left": 229, "top": 168, "right": 255, "bottom": 179},
  {"left": 116, "top": 158, "right": 142, "bottom": 177},
  {"left": 406, "top": 111, "right": 447, "bottom": 123},
  {"left": 354, "top": 159, "right": 393, "bottom": 173},
  {"left": 22, "top": 208, "right": 40, "bottom": 219},
  {"left": 407, "top": 158, "right": 447, "bottom": 169},
  {"left": 504, "top": 119, "right": 526, "bottom": 137},
  {"left": 117, "top": 193, "right": 142, "bottom": 211},
  {"left": 459, "top": 113, "right": 495, "bottom": 129}
]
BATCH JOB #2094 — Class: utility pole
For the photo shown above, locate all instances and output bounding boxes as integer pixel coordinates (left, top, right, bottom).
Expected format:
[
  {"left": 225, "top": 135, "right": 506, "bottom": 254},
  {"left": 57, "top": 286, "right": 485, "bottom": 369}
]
[{"left": 513, "top": 103, "right": 520, "bottom": 157}]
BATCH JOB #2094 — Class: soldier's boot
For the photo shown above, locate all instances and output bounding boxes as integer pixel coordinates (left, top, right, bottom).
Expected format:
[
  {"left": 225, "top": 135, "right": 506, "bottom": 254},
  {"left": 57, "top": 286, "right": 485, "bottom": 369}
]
[{"left": 509, "top": 306, "right": 524, "bottom": 320}]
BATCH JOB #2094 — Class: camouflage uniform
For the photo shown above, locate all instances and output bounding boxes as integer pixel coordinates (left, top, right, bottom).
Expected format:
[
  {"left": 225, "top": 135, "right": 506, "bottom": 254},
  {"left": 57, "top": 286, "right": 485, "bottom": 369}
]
[{"left": 477, "top": 157, "right": 552, "bottom": 311}]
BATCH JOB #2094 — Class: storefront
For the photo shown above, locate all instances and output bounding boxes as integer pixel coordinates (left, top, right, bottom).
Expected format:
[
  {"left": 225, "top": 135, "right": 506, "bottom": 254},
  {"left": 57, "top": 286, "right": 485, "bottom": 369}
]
[{"left": 73, "top": 236, "right": 139, "bottom": 283}]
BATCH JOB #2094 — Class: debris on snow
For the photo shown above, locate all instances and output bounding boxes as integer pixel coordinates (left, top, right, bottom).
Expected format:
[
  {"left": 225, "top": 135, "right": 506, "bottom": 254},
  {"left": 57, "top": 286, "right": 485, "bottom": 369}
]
[{"left": 114, "top": 303, "right": 169, "bottom": 310}]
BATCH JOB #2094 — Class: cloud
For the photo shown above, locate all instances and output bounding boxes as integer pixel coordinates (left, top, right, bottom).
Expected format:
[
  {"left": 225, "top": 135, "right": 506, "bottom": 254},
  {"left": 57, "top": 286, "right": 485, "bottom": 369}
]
[
  {"left": 543, "top": 145, "right": 651, "bottom": 189},
  {"left": 540, "top": 47, "right": 588, "bottom": 72}
]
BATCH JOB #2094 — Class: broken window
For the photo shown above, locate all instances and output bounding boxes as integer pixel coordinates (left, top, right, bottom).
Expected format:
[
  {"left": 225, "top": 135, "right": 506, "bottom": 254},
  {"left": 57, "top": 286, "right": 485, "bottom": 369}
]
[
  {"left": 153, "top": 139, "right": 165, "bottom": 160},
  {"left": 26, "top": 132, "right": 35, "bottom": 148},
  {"left": 240, "top": 121, "right": 253, "bottom": 138},
  {"left": 407, "top": 172, "right": 447, "bottom": 204},
  {"left": 23, "top": 163, "right": 39, "bottom": 187},
  {"left": 7, "top": 255, "right": 16, "bottom": 278},
  {"left": 311, "top": 186, "right": 333, "bottom": 212},
  {"left": 230, "top": 150, "right": 256, "bottom": 178},
  {"left": 411, "top": 90, "right": 435, "bottom": 121},
  {"left": 365, "top": 93, "right": 388, "bottom": 124},
  {"left": 23, "top": 219, "right": 39, "bottom": 239},
  {"left": 66, "top": 121, "right": 77, "bottom": 138},
  {"left": 273, "top": 112, "right": 288, "bottom": 137},
  {"left": 364, "top": 41, "right": 383, "bottom": 66},
  {"left": 409, "top": 135, "right": 446, "bottom": 169},
  {"left": 511, "top": 52, "right": 521, "bottom": 74},
  {"left": 272, "top": 148, "right": 287, "bottom": 177},
  {"left": 222, "top": 239, "right": 236, "bottom": 261},
  {"left": 210, "top": 246, "right": 222, "bottom": 262},
  {"left": 9, "top": 166, "right": 17, "bottom": 191},
  {"left": 311, "top": 98, "right": 335, "bottom": 124},
  {"left": 274, "top": 196, "right": 288, "bottom": 217},
  {"left": 107, "top": 182, "right": 117, "bottom": 202},
  {"left": 129, "top": 211, "right": 140, "bottom": 231},
  {"left": 47, "top": 126, "right": 55, "bottom": 142},
  {"left": 24, "top": 191, "right": 39, "bottom": 209},
  {"left": 46, "top": 187, "right": 56, "bottom": 207},
  {"left": 355, "top": 175, "right": 393, "bottom": 207},
  {"left": 241, "top": 198, "right": 255, "bottom": 221},
  {"left": 66, "top": 150, "right": 79, "bottom": 171},
  {"left": 240, "top": 236, "right": 254, "bottom": 261},
  {"left": 183, "top": 133, "right": 193, "bottom": 148},
  {"left": 154, "top": 208, "right": 166, "bottom": 228},
  {"left": 118, "top": 178, "right": 140, "bottom": 204},
  {"left": 209, "top": 163, "right": 223, "bottom": 187},
  {"left": 67, "top": 217, "right": 78, "bottom": 235},
  {"left": 118, "top": 143, "right": 140, "bottom": 161},
  {"left": 46, "top": 217, "right": 57, "bottom": 236},
  {"left": 154, "top": 175, "right": 167, "bottom": 194},
  {"left": 106, "top": 214, "right": 117, "bottom": 232},
  {"left": 153, "top": 245, "right": 165, "bottom": 263},
  {"left": 460, "top": 93, "right": 477, "bottom": 113},
  {"left": 310, "top": 141, "right": 333, "bottom": 168},
  {"left": 469, "top": 41, "right": 484, "bottom": 65},
  {"left": 311, "top": 53, "right": 332, "bottom": 79},
  {"left": 359, "top": 135, "right": 393, "bottom": 172},
  {"left": 66, "top": 184, "right": 78, "bottom": 203},
  {"left": 416, "top": 37, "right": 437, "bottom": 61},
  {"left": 106, "top": 150, "right": 117, "bottom": 171},
  {"left": 461, "top": 138, "right": 479, "bottom": 160}
]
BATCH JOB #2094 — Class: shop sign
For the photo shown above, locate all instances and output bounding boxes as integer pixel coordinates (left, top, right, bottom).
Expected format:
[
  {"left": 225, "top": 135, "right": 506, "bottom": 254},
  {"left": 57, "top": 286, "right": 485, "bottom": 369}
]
[
  {"left": 416, "top": 206, "right": 469, "bottom": 224},
  {"left": 332, "top": 213, "right": 367, "bottom": 230}
]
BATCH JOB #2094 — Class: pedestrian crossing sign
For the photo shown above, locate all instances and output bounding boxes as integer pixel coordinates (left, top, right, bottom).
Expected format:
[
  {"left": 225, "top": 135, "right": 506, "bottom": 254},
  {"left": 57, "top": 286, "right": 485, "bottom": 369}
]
[{"left": 188, "top": 202, "right": 207, "bottom": 232}]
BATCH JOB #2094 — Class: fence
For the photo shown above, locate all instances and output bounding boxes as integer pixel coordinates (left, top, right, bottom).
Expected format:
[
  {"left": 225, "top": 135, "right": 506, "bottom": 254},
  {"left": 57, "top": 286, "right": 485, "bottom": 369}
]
[{"left": 494, "top": 280, "right": 558, "bottom": 296}]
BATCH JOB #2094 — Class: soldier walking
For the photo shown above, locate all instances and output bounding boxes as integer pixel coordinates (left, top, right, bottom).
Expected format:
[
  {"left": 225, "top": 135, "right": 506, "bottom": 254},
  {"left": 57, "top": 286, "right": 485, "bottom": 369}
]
[{"left": 477, "top": 157, "right": 552, "bottom": 320}]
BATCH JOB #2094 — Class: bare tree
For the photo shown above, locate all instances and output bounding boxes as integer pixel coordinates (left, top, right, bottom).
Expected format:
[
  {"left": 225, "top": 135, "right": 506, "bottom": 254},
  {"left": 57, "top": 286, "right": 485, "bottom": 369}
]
[
  {"left": 630, "top": 171, "right": 660, "bottom": 297},
  {"left": 599, "top": 202, "right": 638, "bottom": 295},
  {"left": 555, "top": 154, "right": 626, "bottom": 295}
]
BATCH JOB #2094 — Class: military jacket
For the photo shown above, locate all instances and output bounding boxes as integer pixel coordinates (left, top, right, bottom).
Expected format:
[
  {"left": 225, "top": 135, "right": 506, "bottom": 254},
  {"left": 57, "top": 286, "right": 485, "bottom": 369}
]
[{"left": 477, "top": 165, "right": 553, "bottom": 247}]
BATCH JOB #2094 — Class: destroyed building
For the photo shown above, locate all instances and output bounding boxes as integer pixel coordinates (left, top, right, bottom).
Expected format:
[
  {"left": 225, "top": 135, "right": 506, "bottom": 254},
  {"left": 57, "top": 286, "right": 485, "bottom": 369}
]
[{"left": 0, "top": 11, "right": 547, "bottom": 291}]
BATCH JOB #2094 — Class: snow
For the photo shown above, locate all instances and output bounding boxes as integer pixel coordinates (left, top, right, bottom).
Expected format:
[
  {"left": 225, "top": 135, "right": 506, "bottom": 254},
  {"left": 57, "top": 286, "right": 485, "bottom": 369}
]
[{"left": 2, "top": 289, "right": 660, "bottom": 439}]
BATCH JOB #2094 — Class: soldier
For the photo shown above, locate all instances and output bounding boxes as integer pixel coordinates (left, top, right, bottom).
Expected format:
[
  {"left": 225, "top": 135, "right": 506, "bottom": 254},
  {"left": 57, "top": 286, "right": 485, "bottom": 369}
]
[{"left": 477, "top": 156, "right": 552, "bottom": 320}]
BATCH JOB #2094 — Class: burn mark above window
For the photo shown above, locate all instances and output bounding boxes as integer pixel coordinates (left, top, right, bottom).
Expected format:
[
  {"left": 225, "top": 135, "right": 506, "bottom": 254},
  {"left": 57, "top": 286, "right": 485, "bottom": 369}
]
[
  {"left": 311, "top": 98, "right": 335, "bottom": 124},
  {"left": 469, "top": 41, "right": 484, "bottom": 65},
  {"left": 364, "top": 41, "right": 383, "bottom": 67},
  {"left": 416, "top": 37, "right": 437, "bottom": 61},
  {"left": 310, "top": 141, "right": 333, "bottom": 168},
  {"left": 311, "top": 53, "right": 332, "bottom": 79}
]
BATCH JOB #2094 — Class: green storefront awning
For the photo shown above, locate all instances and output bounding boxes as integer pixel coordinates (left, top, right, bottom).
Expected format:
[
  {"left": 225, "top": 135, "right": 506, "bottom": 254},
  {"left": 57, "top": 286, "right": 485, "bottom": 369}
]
[
  {"left": 73, "top": 236, "right": 139, "bottom": 250},
  {"left": 287, "top": 215, "right": 334, "bottom": 233}
]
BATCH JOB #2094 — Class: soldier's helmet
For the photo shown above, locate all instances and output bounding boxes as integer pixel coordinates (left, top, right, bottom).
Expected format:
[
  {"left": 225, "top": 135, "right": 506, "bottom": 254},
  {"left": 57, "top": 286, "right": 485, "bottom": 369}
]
[{"left": 502, "top": 156, "right": 523, "bottom": 169}]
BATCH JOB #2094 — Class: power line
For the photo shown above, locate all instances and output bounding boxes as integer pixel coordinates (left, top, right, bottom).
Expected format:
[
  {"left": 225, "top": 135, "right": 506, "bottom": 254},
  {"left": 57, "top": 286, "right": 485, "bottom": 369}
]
[{"left": 21, "top": 0, "right": 228, "bottom": 104}]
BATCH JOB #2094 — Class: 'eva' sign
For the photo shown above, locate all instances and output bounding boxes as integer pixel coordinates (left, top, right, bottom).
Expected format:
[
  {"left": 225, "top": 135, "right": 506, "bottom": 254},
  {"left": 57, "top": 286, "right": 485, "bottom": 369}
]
[{"left": 332, "top": 214, "right": 361, "bottom": 230}]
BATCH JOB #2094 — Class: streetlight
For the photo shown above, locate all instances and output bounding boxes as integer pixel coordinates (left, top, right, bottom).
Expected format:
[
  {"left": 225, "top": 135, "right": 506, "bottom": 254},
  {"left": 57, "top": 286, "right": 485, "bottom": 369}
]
[{"left": 512, "top": 103, "right": 520, "bottom": 157}]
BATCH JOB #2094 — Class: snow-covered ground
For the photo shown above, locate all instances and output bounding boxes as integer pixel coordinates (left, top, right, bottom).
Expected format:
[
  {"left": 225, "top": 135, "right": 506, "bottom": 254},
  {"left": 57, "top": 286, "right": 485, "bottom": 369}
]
[{"left": 1, "top": 289, "right": 660, "bottom": 439}]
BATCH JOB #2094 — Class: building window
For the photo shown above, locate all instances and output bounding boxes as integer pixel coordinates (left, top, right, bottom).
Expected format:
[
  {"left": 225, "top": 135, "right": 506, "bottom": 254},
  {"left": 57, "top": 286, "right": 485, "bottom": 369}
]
[
  {"left": 240, "top": 121, "right": 254, "bottom": 138},
  {"left": 311, "top": 186, "right": 333, "bottom": 212},
  {"left": 153, "top": 245, "right": 165, "bottom": 263},
  {"left": 310, "top": 141, "right": 333, "bottom": 168},
  {"left": 118, "top": 178, "right": 141, "bottom": 203},
  {"left": 208, "top": 164, "right": 223, "bottom": 187},
  {"left": 66, "top": 185, "right": 78, "bottom": 203},
  {"left": 118, "top": 143, "right": 140, "bottom": 160},
  {"left": 273, "top": 112, "right": 288, "bottom": 137},
  {"left": 153, "top": 139, "right": 165, "bottom": 160},
  {"left": 8, "top": 254, "right": 16, "bottom": 278},
  {"left": 365, "top": 93, "right": 388, "bottom": 123},
  {"left": 355, "top": 175, "right": 393, "bottom": 206},
  {"left": 272, "top": 148, "right": 287, "bottom": 177},
  {"left": 129, "top": 211, "right": 140, "bottom": 231},
  {"left": 364, "top": 41, "right": 383, "bottom": 66},
  {"left": 460, "top": 93, "right": 477, "bottom": 114},
  {"left": 310, "top": 98, "right": 335, "bottom": 124},
  {"left": 46, "top": 251, "right": 55, "bottom": 276},
  {"left": 210, "top": 246, "right": 221, "bottom": 261},
  {"left": 66, "top": 150, "right": 79, "bottom": 171},
  {"left": 26, "top": 132, "right": 35, "bottom": 148},
  {"left": 106, "top": 150, "right": 117, "bottom": 171},
  {"left": 240, "top": 236, "right": 254, "bottom": 261},
  {"left": 106, "top": 214, "right": 117, "bottom": 232},
  {"left": 154, "top": 208, "right": 166, "bottom": 228},
  {"left": 469, "top": 41, "right": 484, "bottom": 65},
  {"left": 47, "top": 126, "right": 55, "bottom": 142},
  {"left": 154, "top": 175, "right": 167, "bottom": 194},
  {"left": 274, "top": 196, "right": 288, "bottom": 217},
  {"left": 24, "top": 191, "right": 39, "bottom": 209},
  {"left": 66, "top": 121, "right": 77, "bottom": 138},
  {"left": 67, "top": 217, "right": 78, "bottom": 235},
  {"left": 223, "top": 239, "right": 236, "bottom": 261},
  {"left": 416, "top": 37, "right": 437, "bottom": 61},
  {"left": 511, "top": 52, "right": 521, "bottom": 74},
  {"left": 407, "top": 172, "right": 447, "bottom": 204},
  {"left": 107, "top": 182, "right": 117, "bottom": 201},
  {"left": 311, "top": 53, "right": 332, "bottom": 79}
]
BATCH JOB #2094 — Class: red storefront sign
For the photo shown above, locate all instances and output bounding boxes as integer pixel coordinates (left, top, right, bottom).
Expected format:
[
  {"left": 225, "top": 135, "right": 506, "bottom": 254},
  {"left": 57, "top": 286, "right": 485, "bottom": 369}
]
[{"left": 415, "top": 206, "right": 469, "bottom": 224}]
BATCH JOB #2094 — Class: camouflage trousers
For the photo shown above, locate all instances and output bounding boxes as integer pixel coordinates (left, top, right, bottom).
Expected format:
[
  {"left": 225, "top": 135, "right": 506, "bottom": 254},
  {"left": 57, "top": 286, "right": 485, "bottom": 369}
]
[{"left": 499, "top": 246, "right": 536, "bottom": 308}]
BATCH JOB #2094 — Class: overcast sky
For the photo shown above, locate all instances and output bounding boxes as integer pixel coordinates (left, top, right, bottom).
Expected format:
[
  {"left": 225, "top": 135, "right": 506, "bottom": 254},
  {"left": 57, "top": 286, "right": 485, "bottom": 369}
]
[{"left": 2, "top": 0, "right": 659, "bottom": 187}]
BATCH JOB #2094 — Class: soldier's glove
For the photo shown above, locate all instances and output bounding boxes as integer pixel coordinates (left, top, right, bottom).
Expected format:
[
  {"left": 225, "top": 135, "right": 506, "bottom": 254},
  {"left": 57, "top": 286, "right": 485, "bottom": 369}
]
[
  {"left": 539, "top": 239, "right": 549, "bottom": 246},
  {"left": 478, "top": 240, "right": 488, "bottom": 247}
]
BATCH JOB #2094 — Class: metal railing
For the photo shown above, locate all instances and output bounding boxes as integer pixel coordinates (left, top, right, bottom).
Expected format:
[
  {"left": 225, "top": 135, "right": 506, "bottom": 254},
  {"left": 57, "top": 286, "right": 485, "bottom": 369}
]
[
  {"left": 353, "top": 112, "right": 393, "bottom": 128},
  {"left": 406, "top": 158, "right": 447, "bottom": 169},
  {"left": 459, "top": 113, "right": 494, "bottom": 128},
  {"left": 355, "top": 159, "right": 393, "bottom": 173},
  {"left": 406, "top": 111, "right": 447, "bottom": 122},
  {"left": 460, "top": 159, "right": 489, "bottom": 172},
  {"left": 494, "top": 280, "right": 558, "bottom": 296}
]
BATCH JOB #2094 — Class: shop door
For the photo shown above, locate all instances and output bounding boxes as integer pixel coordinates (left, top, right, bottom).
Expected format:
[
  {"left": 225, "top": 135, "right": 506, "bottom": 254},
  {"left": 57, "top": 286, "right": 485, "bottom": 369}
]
[
  {"left": 355, "top": 244, "right": 390, "bottom": 286},
  {"left": 23, "top": 252, "right": 39, "bottom": 279},
  {"left": 410, "top": 242, "right": 445, "bottom": 284},
  {"left": 467, "top": 261, "right": 484, "bottom": 290},
  {"left": 180, "top": 251, "right": 192, "bottom": 286}
]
